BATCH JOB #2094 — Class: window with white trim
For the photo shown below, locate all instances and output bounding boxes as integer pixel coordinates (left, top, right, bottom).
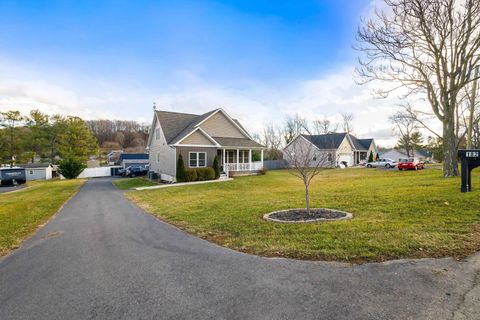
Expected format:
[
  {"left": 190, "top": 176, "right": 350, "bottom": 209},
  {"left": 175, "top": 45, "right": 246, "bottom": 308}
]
[
  {"left": 189, "top": 152, "right": 207, "bottom": 168},
  {"left": 155, "top": 128, "right": 160, "bottom": 140},
  {"left": 157, "top": 152, "right": 160, "bottom": 163}
]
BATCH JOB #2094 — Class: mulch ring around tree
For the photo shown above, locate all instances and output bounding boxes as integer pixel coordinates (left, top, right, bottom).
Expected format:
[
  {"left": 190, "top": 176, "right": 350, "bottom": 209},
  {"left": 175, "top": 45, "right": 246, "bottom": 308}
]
[{"left": 263, "top": 208, "right": 353, "bottom": 223}]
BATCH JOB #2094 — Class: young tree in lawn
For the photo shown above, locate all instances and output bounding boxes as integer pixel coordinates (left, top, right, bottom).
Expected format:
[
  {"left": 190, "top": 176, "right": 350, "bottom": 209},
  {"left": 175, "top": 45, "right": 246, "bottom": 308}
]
[
  {"left": 356, "top": 0, "right": 480, "bottom": 177},
  {"left": 284, "top": 136, "right": 332, "bottom": 215},
  {"left": 0, "top": 111, "right": 26, "bottom": 167}
]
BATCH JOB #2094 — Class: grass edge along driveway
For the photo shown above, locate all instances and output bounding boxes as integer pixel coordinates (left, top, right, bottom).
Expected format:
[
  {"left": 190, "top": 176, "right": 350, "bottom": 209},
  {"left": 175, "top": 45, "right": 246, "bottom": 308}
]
[
  {"left": 0, "top": 179, "right": 85, "bottom": 257},
  {"left": 126, "top": 168, "right": 480, "bottom": 263}
]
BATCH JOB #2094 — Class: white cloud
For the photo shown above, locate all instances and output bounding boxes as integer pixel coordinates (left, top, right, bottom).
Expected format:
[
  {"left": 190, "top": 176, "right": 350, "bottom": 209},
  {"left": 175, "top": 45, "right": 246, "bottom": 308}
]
[{"left": 0, "top": 56, "right": 442, "bottom": 148}]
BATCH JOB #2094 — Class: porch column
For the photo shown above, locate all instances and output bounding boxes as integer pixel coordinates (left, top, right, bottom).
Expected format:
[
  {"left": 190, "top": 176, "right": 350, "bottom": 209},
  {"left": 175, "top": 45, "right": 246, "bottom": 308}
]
[
  {"left": 261, "top": 149, "right": 264, "bottom": 168},
  {"left": 249, "top": 149, "right": 252, "bottom": 170},
  {"left": 236, "top": 149, "right": 240, "bottom": 171},
  {"left": 222, "top": 148, "right": 226, "bottom": 169}
]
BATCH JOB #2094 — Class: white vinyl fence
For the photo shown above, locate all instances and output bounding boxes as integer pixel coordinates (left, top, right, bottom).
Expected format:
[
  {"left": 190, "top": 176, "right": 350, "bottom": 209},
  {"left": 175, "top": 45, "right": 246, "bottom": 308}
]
[{"left": 77, "top": 167, "right": 115, "bottom": 179}]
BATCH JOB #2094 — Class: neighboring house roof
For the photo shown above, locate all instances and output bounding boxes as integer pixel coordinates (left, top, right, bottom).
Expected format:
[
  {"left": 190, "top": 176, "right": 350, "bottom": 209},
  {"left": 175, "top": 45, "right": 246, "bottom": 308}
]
[
  {"left": 301, "top": 133, "right": 348, "bottom": 149},
  {"left": 153, "top": 108, "right": 263, "bottom": 148},
  {"left": 212, "top": 137, "right": 264, "bottom": 149},
  {"left": 119, "top": 153, "right": 149, "bottom": 161},
  {"left": 357, "top": 138, "right": 374, "bottom": 151},
  {"left": 300, "top": 133, "right": 375, "bottom": 151},
  {"left": 380, "top": 149, "right": 432, "bottom": 159},
  {"left": 19, "top": 163, "right": 52, "bottom": 169}
]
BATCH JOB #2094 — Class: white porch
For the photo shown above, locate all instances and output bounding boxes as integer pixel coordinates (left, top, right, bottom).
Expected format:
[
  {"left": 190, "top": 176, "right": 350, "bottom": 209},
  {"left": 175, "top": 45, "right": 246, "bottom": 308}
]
[{"left": 218, "top": 148, "right": 264, "bottom": 177}]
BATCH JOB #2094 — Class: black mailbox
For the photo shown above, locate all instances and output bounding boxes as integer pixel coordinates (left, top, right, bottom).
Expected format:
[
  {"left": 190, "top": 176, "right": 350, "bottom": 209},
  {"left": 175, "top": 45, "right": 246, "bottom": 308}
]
[{"left": 458, "top": 149, "right": 480, "bottom": 192}]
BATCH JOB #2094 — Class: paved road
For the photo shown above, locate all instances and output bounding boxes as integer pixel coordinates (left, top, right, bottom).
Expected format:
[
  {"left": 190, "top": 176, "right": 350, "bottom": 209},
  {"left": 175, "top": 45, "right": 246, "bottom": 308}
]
[
  {"left": 0, "top": 184, "right": 27, "bottom": 194},
  {"left": 1, "top": 178, "right": 479, "bottom": 320}
]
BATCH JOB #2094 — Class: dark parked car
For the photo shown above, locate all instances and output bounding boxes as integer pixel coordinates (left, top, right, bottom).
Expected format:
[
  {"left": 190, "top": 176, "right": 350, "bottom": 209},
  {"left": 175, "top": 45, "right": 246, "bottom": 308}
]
[
  {"left": 126, "top": 166, "right": 148, "bottom": 177},
  {"left": 0, "top": 167, "right": 27, "bottom": 186}
]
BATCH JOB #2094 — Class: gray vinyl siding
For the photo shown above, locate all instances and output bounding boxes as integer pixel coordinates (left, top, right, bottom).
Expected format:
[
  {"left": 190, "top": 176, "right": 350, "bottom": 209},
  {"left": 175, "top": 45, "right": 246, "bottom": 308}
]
[
  {"left": 148, "top": 117, "right": 176, "bottom": 177},
  {"left": 283, "top": 136, "right": 337, "bottom": 168},
  {"left": 176, "top": 147, "right": 218, "bottom": 168}
]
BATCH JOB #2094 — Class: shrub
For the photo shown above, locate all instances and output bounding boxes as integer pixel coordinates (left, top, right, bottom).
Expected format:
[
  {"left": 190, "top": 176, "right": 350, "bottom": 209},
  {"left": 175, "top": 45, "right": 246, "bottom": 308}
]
[
  {"left": 368, "top": 151, "right": 374, "bottom": 162},
  {"left": 259, "top": 167, "right": 268, "bottom": 175},
  {"left": 212, "top": 156, "right": 220, "bottom": 179},
  {"left": 176, "top": 154, "right": 186, "bottom": 182},
  {"left": 58, "top": 156, "right": 86, "bottom": 179},
  {"left": 196, "top": 167, "right": 216, "bottom": 181},
  {"left": 185, "top": 168, "right": 198, "bottom": 182}
]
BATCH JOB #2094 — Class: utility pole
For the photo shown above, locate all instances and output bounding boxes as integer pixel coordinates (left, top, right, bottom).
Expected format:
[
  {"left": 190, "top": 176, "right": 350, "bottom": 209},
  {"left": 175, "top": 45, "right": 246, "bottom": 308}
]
[{"left": 467, "top": 66, "right": 479, "bottom": 149}]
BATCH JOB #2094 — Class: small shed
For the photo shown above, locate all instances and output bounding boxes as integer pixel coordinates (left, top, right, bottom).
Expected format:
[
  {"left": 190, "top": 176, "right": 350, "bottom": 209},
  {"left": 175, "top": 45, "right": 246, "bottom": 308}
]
[
  {"left": 20, "top": 163, "right": 53, "bottom": 181},
  {"left": 118, "top": 153, "right": 149, "bottom": 168}
]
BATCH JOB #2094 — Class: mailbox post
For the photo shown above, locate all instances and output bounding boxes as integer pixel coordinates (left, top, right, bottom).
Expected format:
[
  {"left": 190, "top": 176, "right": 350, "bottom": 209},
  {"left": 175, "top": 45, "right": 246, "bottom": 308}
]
[{"left": 458, "top": 150, "right": 480, "bottom": 192}]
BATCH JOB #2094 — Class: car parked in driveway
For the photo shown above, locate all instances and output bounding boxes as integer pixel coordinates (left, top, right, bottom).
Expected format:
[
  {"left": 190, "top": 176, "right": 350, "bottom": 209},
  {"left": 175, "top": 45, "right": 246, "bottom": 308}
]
[
  {"left": 125, "top": 166, "right": 148, "bottom": 177},
  {"left": 366, "top": 158, "right": 397, "bottom": 168},
  {"left": 397, "top": 158, "right": 425, "bottom": 170}
]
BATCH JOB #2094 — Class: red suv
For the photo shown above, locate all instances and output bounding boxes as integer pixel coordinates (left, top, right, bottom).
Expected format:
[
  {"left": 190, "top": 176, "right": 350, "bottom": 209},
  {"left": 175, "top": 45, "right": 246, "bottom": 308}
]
[{"left": 397, "top": 158, "right": 425, "bottom": 170}]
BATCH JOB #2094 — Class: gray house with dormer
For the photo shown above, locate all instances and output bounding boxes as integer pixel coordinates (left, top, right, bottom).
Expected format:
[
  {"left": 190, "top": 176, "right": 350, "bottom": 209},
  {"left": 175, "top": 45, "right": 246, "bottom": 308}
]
[{"left": 147, "top": 108, "right": 265, "bottom": 180}]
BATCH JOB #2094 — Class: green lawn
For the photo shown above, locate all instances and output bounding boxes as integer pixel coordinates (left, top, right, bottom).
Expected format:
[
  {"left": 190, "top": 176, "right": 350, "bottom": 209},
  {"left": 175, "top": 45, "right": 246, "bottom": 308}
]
[
  {"left": 113, "top": 177, "right": 159, "bottom": 190},
  {"left": 126, "top": 167, "right": 480, "bottom": 263},
  {"left": 0, "top": 179, "right": 85, "bottom": 257}
]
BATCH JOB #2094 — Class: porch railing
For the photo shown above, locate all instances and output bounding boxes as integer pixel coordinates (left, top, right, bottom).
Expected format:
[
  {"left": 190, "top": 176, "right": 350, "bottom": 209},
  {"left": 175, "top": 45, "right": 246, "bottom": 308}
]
[{"left": 224, "top": 162, "right": 263, "bottom": 173}]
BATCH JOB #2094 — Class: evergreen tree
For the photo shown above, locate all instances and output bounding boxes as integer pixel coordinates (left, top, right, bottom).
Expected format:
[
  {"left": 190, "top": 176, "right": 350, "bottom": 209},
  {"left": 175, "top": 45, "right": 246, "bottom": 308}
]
[
  {"left": 212, "top": 155, "right": 220, "bottom": 179},
  {"left": 57, "top": 116, "right": 98, "bottom": 161},
  {"left": 375, "top": 153, "right": 380, "bottom": 161},
  {"left": 58, "top": 156, "right": 86, "bottom": 179},
  {"left": 368, "top": 151, "right": 374, "bottom": 162},
  {"left": 176, "top": 154, "right": 186, "bottom": 182}
]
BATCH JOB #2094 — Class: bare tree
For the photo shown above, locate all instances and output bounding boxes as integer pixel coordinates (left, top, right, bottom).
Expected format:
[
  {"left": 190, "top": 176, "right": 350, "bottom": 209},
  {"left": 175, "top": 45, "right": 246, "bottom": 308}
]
[
  {"left": 284, "top": 136, "right": 334, "bottom": 215},
  {"left": 340, "top": 113, "right": 354, "bottom": 134},
  {"left": 282, "top": 114, "right": 310, "bottom": 144},
  {"left": 389, "top": 111, "right": 420, "bottom": 157},
  {"left": 261, "top": 124, "right": 283, "bottom": 160},
  {"left": 356, "top": 0, "right": 480, "bottom": 177},
  {"left": 312, "top": 119, "right": 339, "bottom": 134}
]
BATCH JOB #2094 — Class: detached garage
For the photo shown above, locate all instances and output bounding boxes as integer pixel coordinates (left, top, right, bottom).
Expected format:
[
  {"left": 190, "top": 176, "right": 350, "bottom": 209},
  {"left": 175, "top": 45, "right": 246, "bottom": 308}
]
[
  {"left": 118, "top": 153, "right": 149, "bottom": 169},
  {"left": 20, "top": 163, "right": 53, "bottom": 181}
]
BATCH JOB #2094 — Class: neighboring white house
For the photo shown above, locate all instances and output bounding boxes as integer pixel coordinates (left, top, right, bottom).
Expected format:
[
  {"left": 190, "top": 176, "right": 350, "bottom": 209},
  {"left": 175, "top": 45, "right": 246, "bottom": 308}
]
[
  {"left": 380, "top": 149, "right": 433, "bottom": 162},
  {"left": 283, "top": 133, "right": 377, "bottom": 167},
  {"left": 21, "top": 163, "right": 53, "bottom": 181}
]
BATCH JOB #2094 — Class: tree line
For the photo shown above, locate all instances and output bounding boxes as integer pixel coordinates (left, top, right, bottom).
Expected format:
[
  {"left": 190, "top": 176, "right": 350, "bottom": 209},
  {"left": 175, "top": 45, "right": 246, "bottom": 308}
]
[
  {"left": 0, "top": 110, "right": 98, "bottom": 167},
  {"left": 85, "top": 120, "right": 149, "bottom": 153}
]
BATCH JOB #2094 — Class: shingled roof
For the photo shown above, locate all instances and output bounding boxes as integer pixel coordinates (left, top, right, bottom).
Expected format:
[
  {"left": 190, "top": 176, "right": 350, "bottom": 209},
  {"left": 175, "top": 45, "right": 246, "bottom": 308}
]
[
  {"left": 301, "top": 133, "right": 348, "bottom": 149},
  {"left": 301, "top": 133, "right": 374, "bottom": 151},
  {"left": 154, "top": 109, "right": 260, "bottom": 147}
]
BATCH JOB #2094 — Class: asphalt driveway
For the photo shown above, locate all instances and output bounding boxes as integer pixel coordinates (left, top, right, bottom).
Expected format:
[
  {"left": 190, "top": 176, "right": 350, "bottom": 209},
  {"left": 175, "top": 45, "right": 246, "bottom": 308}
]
[
  {"left": 0, "top": 184, "right": 27, "bottom": 194},
  {"left": 0, "top": 178, "right": 479, "bottom": 320}
]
